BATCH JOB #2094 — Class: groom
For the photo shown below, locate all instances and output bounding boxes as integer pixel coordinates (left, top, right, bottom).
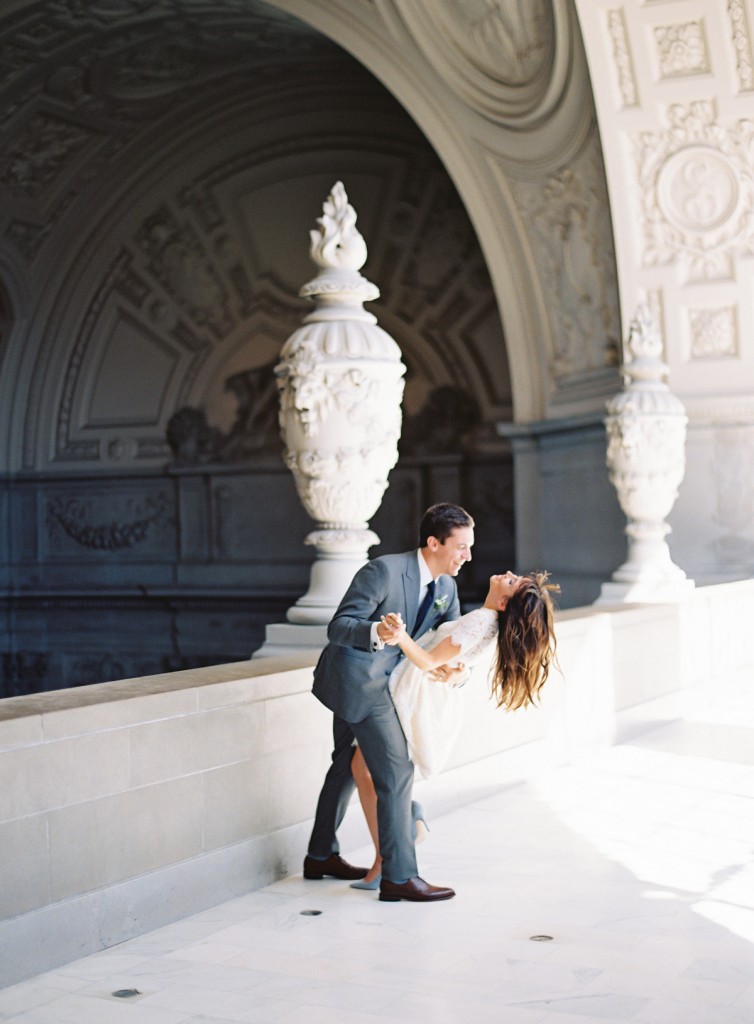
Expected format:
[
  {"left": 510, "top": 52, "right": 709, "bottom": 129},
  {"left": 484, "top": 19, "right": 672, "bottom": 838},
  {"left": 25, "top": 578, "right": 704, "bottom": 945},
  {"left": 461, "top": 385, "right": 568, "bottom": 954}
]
[{"left": 303, "top": 502, "right": 474, "bottom": 902}]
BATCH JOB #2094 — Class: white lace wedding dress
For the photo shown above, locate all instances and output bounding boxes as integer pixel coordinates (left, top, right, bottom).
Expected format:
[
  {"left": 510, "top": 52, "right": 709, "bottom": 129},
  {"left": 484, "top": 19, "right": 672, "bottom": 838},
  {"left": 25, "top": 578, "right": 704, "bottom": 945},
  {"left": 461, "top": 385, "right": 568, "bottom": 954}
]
[{"left": 389, "top": 607, "right": 498, "bottom": 779}]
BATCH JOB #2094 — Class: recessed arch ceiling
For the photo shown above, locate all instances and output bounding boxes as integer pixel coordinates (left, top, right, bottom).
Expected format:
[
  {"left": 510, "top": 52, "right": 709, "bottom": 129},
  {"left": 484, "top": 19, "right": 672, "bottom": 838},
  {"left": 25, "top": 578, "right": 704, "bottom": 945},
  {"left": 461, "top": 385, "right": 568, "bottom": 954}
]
[{"left": 0, "top": 0, "right": 514, "bottom": 472}]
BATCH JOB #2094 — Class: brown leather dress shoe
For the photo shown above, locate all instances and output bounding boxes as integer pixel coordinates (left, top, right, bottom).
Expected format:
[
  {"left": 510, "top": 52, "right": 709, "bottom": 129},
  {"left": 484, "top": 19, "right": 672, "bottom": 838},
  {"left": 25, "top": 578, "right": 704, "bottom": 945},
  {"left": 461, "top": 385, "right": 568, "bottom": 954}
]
[
  {"left": 379, "top": 876, "right": 456, "bottom": 902},
  {"left": 303, "top": 853, "right": 368, "bottom": 881}
]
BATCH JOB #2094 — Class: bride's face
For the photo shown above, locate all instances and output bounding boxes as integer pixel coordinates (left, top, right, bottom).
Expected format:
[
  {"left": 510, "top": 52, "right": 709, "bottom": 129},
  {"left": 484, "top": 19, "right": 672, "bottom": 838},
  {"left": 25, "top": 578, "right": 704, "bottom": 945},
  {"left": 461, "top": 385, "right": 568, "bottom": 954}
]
[{"left": 488, "top": 571, "right": 525, "bottom": 610}]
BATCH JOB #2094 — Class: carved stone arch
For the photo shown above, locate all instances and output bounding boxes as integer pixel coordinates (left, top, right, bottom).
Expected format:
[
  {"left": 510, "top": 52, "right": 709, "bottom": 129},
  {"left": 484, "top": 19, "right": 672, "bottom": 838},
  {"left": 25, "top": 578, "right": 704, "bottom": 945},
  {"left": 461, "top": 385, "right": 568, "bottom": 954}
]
[
  {"left": 10, "top": 35, "right": 508, "bottom": 470},
  {"left": 1, "top": 0, "right": 614, "bottom": 474},
  {"left": 267, "top": 0, "right": 604, "bottom": 422}
]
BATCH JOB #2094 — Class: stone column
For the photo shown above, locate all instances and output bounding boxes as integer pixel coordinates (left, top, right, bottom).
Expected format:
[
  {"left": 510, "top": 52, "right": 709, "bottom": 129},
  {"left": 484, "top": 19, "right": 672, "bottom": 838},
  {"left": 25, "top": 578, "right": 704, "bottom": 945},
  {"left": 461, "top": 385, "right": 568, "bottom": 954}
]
[
  {"left": 575, "top": 0, "right": 754, "bottom": 586},
  {"left": 596, "top": 305, "right": 695, "bottom": 604},
  {"left": 255, "top": 182, "right": 405, "bottom": 656}
]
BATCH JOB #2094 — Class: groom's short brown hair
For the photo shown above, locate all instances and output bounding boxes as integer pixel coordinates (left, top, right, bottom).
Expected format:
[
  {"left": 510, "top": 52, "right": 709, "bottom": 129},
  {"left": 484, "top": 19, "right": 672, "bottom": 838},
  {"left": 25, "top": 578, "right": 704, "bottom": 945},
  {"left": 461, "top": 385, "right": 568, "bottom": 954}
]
[{"left": 419, "top": 503, "right": 474, "bottom": 547}]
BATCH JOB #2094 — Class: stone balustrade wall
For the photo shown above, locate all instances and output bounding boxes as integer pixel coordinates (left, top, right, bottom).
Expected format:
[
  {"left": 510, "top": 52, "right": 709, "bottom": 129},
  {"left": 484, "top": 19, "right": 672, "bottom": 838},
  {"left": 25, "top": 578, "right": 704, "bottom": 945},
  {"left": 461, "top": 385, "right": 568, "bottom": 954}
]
[{"left": 2, "top": 580, "right": 753, "bottom": 987}]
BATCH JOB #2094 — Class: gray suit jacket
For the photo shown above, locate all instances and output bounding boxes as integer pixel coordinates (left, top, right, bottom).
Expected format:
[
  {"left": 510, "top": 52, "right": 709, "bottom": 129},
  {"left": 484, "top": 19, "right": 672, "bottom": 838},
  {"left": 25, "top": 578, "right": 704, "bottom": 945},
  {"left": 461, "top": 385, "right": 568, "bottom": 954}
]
[{"left": 312, "top": 550, "right": 461, "bottom": 723}]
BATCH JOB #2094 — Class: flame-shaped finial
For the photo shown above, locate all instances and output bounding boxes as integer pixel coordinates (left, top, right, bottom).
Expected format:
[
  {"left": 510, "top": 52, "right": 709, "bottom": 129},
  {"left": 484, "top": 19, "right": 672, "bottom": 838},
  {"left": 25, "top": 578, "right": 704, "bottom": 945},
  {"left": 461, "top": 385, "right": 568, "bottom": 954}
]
[
  {"left": 309, "top": 182, "right": 368, "bottom": 271},
  {"left": 622, "top": 303, "right": 668, "bottom": 386},
  {"left": 626, "top": 304, "right": 662, "bottom": 362}
]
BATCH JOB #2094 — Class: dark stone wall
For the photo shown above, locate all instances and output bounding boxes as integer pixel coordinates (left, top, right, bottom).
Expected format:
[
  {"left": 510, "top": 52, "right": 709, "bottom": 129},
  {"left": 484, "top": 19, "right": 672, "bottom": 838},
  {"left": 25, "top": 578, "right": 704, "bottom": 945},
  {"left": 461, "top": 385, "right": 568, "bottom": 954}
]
[{"left": 0, "top": 453, "right": 515, "bottom": 697}]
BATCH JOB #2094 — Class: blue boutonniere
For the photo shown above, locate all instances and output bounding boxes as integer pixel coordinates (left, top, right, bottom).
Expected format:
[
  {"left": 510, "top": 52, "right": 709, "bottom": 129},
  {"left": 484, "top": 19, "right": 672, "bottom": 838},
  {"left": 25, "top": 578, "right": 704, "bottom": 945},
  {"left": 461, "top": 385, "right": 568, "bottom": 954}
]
[{"left": 433, "top": 594, "right": 449, "bottom": 612}]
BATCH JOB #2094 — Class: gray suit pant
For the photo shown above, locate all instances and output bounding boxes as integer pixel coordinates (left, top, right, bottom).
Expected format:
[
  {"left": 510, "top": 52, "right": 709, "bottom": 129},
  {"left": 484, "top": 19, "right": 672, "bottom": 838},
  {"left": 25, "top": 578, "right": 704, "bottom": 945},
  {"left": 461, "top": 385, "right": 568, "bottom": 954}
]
[{"left": 307, "top": 691, "right": 418, "bottom": 881}]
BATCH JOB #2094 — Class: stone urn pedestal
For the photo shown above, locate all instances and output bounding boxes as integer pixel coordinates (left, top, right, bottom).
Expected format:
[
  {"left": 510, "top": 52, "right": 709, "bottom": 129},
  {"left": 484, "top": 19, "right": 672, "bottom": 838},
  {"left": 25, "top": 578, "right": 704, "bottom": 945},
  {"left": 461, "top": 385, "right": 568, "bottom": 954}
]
[
  {"left": 254, "top": 183, "right": 405, "bottom": 657},
  {"left": 596, "top": 305, "right": 695, "bottom": 605}
]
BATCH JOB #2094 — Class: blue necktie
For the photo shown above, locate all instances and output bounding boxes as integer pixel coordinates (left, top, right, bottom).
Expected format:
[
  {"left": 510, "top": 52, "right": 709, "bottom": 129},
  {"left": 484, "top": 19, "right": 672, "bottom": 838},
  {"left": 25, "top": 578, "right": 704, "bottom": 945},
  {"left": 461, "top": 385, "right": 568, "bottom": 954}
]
[{"left": 413, "top": 579, "right": 436, "bottom": 635}]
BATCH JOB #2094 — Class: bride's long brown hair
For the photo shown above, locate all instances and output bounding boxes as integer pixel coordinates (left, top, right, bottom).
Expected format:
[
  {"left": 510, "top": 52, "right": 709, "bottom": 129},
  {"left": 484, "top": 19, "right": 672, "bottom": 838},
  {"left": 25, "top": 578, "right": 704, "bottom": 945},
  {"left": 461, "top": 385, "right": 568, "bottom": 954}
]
[{"left": 490, "top": 572, "right": 559, "bottom": 711}]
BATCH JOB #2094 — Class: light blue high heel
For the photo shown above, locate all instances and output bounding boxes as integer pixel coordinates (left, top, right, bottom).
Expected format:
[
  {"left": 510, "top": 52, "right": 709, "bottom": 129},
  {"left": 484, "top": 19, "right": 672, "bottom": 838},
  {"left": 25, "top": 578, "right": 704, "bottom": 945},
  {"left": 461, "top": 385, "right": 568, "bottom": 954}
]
[
  {"left": 352, "top": 804, "right": 429, "bottom": 891},
  {"left": 350, "top": 874, "right": 381, "bottom": 890},
  {"left": 412, "top": 800, "right": 430, "bottom": 844}
]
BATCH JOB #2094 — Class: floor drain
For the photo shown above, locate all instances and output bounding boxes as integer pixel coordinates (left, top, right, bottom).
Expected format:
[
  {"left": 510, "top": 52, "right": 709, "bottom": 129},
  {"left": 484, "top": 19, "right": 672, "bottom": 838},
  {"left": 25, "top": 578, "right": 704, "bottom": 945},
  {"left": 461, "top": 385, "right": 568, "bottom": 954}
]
[
  {"left": 300, "top": 909, "right": 322, "bottom": 916},
  {"left": 112, "top": 989, "right": 141, "bottom": 998},
  {"left": 529, "top": 935, "right": 553, "bottom": 942}
]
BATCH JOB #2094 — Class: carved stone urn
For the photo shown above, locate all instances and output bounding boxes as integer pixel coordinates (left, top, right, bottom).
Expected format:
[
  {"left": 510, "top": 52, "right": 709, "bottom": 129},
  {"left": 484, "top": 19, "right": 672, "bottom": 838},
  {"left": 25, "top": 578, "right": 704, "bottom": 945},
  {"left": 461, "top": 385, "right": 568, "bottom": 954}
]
[
  {"left": 597, "top": 305, "right": 694, "bottom": 603},
  {"left": 275, "top": 182, "right": 406, "bottom": 625}
]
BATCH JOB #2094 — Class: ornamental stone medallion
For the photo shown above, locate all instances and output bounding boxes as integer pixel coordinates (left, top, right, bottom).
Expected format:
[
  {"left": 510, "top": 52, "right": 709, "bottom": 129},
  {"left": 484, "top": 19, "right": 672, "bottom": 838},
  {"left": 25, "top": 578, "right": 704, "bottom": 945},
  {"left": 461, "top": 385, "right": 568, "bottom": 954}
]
[
  {"left": 657, "top": 148, "right": 740, "bottom": 234},
  {"left": 636, "top": 101, "right": 754, "bottom": 280}
]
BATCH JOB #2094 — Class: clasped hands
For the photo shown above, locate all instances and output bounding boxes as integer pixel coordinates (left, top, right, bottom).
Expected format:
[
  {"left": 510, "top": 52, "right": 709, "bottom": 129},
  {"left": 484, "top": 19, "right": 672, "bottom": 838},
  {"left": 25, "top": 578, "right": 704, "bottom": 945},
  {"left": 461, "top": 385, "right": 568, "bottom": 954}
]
[
  {"left": 377, "top": 611, "right": 406, "bottom": 645},
  {"left": 377, "top": 612, "right": 466, "bottom": 685}
]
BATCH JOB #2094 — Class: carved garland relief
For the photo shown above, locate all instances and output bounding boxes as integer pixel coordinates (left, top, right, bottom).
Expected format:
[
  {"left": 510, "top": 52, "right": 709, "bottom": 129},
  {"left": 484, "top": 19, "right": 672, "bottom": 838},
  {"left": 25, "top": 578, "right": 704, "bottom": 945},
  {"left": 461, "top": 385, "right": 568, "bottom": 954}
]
[
  {"left": 606, "top": 8, "right": 638, "bottom": 108},
  {"left": 278, "top": 356, "right": 402, "bottom": 442},
  {"left": 46, "top": 492, "right": 170, "bottom": 551},
  {"left": 727, "top": 0, "right": 754, "bottom": 93}
]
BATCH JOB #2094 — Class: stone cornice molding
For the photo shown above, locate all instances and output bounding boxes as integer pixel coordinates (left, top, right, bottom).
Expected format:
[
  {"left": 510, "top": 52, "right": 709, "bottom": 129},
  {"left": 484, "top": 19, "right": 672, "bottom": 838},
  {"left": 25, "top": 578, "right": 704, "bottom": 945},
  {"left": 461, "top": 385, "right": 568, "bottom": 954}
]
[{"left": 680, "top": 395, "right": 754, "bottom": 425}]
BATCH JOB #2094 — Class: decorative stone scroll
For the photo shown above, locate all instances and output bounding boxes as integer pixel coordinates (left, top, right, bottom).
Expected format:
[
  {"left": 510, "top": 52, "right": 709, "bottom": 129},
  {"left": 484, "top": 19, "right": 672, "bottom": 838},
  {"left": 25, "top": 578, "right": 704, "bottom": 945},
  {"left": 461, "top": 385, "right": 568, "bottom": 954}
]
[
  {"left": 597, "top": 305, "right": 694, "bottom": 604},
  {"left": 393, "top": 0, "right": 566, "bottom": 128},
  {"left": 274, "top": 182, "right": 406, "bottom": 626}
]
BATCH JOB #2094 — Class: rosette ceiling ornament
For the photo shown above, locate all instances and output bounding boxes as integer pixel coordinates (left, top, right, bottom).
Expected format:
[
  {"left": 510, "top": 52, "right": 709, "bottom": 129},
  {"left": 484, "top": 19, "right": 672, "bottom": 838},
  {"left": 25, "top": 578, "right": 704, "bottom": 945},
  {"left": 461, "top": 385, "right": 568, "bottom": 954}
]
[
  {"left": 275, "top": 183, "right": 406, "bottom": 625},
  {"left": 394, "top": 0, "right": 568, "bottom": 128},
  {"left": 597, "top": 306, "right": 694, "bottom": 604}
]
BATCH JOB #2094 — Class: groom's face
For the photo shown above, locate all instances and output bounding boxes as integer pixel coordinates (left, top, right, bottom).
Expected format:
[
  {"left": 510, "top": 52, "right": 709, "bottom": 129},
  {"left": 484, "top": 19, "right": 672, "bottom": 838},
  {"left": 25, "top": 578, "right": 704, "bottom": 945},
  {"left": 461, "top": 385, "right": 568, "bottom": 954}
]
[{"left": 426, "top": 525, "right": 474, "bottom": 578}]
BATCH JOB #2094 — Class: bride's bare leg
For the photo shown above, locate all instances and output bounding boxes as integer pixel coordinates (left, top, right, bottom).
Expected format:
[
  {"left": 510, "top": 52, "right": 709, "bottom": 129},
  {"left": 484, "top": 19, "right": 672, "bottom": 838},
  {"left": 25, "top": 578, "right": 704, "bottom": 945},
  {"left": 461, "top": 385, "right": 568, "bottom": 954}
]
[{"left": 351, "top": 746, "right": 382, "bottom": 881}]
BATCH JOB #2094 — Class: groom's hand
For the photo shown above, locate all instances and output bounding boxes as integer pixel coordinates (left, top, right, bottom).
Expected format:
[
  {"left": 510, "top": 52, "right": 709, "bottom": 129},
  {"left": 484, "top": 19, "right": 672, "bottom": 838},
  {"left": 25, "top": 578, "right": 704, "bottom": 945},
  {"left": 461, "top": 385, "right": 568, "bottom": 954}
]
[{"left": 377, "top": 612, "right": 404, "bottom": 645}]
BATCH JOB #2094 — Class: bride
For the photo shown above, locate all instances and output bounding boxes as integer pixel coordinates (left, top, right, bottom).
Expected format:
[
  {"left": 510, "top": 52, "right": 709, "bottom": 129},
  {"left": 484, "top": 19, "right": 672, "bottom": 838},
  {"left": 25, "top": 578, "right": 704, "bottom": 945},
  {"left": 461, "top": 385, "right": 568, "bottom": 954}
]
[{"left": 349, "top": 570, "right": 559, "bottom": 889}]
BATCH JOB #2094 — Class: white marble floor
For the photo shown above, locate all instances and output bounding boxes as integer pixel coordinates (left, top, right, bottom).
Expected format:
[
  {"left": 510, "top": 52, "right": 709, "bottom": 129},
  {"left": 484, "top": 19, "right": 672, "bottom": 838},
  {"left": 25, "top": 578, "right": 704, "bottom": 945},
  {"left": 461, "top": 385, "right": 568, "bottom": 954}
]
[{"left": 2, "top": 673, "right": 754, "bottom": 1024}]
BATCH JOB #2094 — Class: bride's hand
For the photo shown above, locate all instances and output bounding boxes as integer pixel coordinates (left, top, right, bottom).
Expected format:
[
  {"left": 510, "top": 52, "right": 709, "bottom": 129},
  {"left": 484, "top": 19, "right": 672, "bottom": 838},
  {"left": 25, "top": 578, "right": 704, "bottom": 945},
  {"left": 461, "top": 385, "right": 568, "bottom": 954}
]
[{"left": 430, "top": 662, "right": 466, "bottom": 685}]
